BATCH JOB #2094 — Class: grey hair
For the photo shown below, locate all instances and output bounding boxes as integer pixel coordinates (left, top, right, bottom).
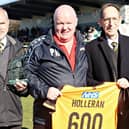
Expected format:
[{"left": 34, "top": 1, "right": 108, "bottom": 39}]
[
  {"left": 0, "top": 7, "right": 9, "bottom": 20},
  {"left": 53, "top": 4, "right": 77, "bottom": 22},
  {"left": 100, "top": 3, "right": 120, "bottom": 18}
]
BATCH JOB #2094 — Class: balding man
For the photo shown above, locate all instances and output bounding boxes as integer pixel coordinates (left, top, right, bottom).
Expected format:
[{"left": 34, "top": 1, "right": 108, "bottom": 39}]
[
  {"left": 24, "top": 4, "right": 88, "bottom": 129},
  {"left": 0, "top": 8, "right": 28, "bottom": 129}
]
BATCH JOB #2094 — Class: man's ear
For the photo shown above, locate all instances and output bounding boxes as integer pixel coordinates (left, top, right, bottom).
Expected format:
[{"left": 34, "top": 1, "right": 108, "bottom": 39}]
[
  {"left": 98, "top": 19, "right": 102, "bottom": 27},
  {"left": 119, "top": 16, "right": 122, "bottom": 24},
  {"left": 75, "top": 18, "right": 78, "bottom": 27}
]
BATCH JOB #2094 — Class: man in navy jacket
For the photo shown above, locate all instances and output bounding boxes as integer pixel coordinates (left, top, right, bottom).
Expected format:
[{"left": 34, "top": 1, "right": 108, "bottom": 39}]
[{"left": 25, "top": 4, "right": 88, "bottom": 129}]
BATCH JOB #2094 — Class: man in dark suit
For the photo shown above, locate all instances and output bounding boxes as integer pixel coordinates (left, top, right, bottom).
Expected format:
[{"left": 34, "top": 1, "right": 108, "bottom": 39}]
[{"left": 86, "top": 3, "right": 129, "bottom": 129}]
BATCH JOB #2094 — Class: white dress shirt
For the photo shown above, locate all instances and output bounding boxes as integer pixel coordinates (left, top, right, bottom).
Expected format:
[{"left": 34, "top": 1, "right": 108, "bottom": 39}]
[{"left": 107, "top": 37, "right": 119, "bottom": 49}]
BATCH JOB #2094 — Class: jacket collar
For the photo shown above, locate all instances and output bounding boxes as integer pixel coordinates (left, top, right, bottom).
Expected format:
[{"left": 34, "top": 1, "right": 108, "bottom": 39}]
[
  {"left": 43, "top": 29, "right": 84, "bottom": 49},
  {"left": 98, "top": 32, "right": 118, "bottom": 74}
]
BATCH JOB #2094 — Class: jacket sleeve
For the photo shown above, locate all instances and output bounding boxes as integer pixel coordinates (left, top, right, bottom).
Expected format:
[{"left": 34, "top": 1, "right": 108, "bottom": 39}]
[
  {"left": 8, "top": 85, "right": 29, "bottom": 97},
  {"left": 24, "top": 43, "right": 49, "bottom": 99}
]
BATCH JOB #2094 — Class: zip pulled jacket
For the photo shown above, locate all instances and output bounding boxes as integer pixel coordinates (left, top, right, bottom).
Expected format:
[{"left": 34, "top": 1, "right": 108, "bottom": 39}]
[{"left": 25, "top": 30, "right": 88, "bottom": 100}]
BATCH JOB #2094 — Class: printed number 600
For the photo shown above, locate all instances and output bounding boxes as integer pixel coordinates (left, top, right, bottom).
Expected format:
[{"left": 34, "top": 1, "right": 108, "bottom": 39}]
[{"left": 68, "top": 112, "right": 103, "bottom": 129}]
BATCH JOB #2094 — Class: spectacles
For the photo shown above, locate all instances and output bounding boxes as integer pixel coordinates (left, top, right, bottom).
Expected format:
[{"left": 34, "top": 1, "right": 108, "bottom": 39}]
[{"left": 102, "top": 17, "right": 119, "bottom": 23}]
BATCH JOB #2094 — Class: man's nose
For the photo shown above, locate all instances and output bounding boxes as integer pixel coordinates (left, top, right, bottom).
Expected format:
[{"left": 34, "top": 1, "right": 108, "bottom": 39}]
[{"left": 63, "top": 24, "right": 68, "bottom": 29}]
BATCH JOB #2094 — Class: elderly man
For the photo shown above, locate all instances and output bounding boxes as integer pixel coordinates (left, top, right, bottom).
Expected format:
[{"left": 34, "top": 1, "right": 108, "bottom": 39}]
[
  {"left": 86, "top": 3, "right": 129, "bottom": 129},
  {"left": 0, "top": 8, "right": 27, "bottom": 129},
  {"left": 25, "top": 4, "right": 88, "bottom": 129}
]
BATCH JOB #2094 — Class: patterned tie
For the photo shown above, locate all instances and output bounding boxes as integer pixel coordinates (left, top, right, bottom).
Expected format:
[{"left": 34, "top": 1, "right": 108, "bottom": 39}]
[
  {"left": 111, "top": 42, "right": 118, "bottom": 52},
  {"left": 0, "top": 42, "right": 4, "bottom": 53}
]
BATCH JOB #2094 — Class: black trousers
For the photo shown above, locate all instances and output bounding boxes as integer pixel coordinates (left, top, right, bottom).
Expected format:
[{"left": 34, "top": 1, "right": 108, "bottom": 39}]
[
  {"left": 33, "top": 123, "right": 52, "bottom": 129},
  {"left": 33, "top": 114, "right": 52, "bottom": 129}
]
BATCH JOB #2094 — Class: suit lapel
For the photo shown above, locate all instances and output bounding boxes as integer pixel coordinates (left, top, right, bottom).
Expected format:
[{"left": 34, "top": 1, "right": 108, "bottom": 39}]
[
  {"left": 119, "top": 35, "right": 127, "bottom": 57},
  {"left": 118, "top": 34, "right": 128, "bottom": 75},
  {"left": 98, "top": 40, "right": 116, "bottom": 73},
  {"left": 6, "top": 37, "right": 15, "bottom": 62}
]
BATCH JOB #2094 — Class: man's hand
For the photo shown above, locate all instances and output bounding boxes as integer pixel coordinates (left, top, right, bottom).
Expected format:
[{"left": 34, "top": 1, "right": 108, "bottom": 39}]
[
  {"left": 15, "top": 79, "right": 27, "bottom": 91},
  {"left": 47, "top": 87, "right": 62, "bottom": 100},
  {"left": 117, "top": 78, "right": 129, "bottom": 89}
]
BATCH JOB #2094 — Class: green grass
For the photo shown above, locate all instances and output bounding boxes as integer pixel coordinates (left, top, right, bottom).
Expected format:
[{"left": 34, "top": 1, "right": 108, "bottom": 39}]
[{"left": 21, "top": 95, "right": 34, "bottom": 129}]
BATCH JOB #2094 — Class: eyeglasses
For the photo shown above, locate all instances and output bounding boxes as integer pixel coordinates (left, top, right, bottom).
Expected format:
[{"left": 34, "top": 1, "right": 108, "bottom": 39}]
[{"left": 102, "top": 17, "right": 119, "bottom": 23}]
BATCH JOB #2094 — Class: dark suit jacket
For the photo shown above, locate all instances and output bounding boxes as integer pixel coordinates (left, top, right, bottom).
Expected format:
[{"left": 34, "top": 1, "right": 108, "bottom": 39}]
[
  {"left": 86, "top": 32, "right": 129, "bottom": 129},
  {"left": 86, "top": 33, "right": 129, "bottom": 85}
]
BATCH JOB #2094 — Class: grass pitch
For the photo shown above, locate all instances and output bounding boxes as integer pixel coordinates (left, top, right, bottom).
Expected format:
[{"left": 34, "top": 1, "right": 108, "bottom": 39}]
[{"left": 21, "top": 95, "right": 34, "bottom": 129}]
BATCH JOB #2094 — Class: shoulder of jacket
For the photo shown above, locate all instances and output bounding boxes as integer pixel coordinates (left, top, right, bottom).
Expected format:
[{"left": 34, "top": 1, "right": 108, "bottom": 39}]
[
  {"left": 120, "top": 33, "right": 129, "bottom": 39},
  {"left": 6, "top": 35, "right": 24, "bottom": 55},
  {"left": 7, "top": 35, "right": 16, "bottom": 45},
  {"left": 30, "top": 35, "right": 46, "bottom": 47},
  {"left": 86, "top": 39, "right": 97, "bottom": 45},
  {"left": 26, "top": 35, "right": 47, "bottom": 56}
]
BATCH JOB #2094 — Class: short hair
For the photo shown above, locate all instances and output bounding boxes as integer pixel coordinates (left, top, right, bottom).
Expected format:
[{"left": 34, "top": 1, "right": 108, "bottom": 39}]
[
  {"left": 0, "top": 7, "right": 9, "bottom": 20},
  {"left": 53, "top": 4, "right": 77, "bottom": 22},
  {"left": 100, "top": 3, "right": 120, "bottom": 18}
]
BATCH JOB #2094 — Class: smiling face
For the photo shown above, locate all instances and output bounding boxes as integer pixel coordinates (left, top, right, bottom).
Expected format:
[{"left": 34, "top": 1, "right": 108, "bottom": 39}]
[
  {"left": 0, "top": 8, "right": 9, "bottom": 40},
  {"left": 99, "top": 6, "right": 121, "bottom": 40},
  {"left": 53, "top": 5, "right": 78, "bottom": 43}
]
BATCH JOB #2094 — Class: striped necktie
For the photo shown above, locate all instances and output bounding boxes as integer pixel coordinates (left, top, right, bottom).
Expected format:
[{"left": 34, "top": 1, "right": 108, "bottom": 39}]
[
  {"left": 0, "top": 42, "right": 4, "bottom": 53},
  {"left": 111, "top": 42, "right": 118, "bottom": 52}
]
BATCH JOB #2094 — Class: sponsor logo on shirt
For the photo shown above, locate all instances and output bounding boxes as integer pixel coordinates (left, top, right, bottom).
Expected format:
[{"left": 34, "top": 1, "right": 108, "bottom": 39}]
[{"left": 81, "top": 92, "right": 99, "bottom": 99}]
